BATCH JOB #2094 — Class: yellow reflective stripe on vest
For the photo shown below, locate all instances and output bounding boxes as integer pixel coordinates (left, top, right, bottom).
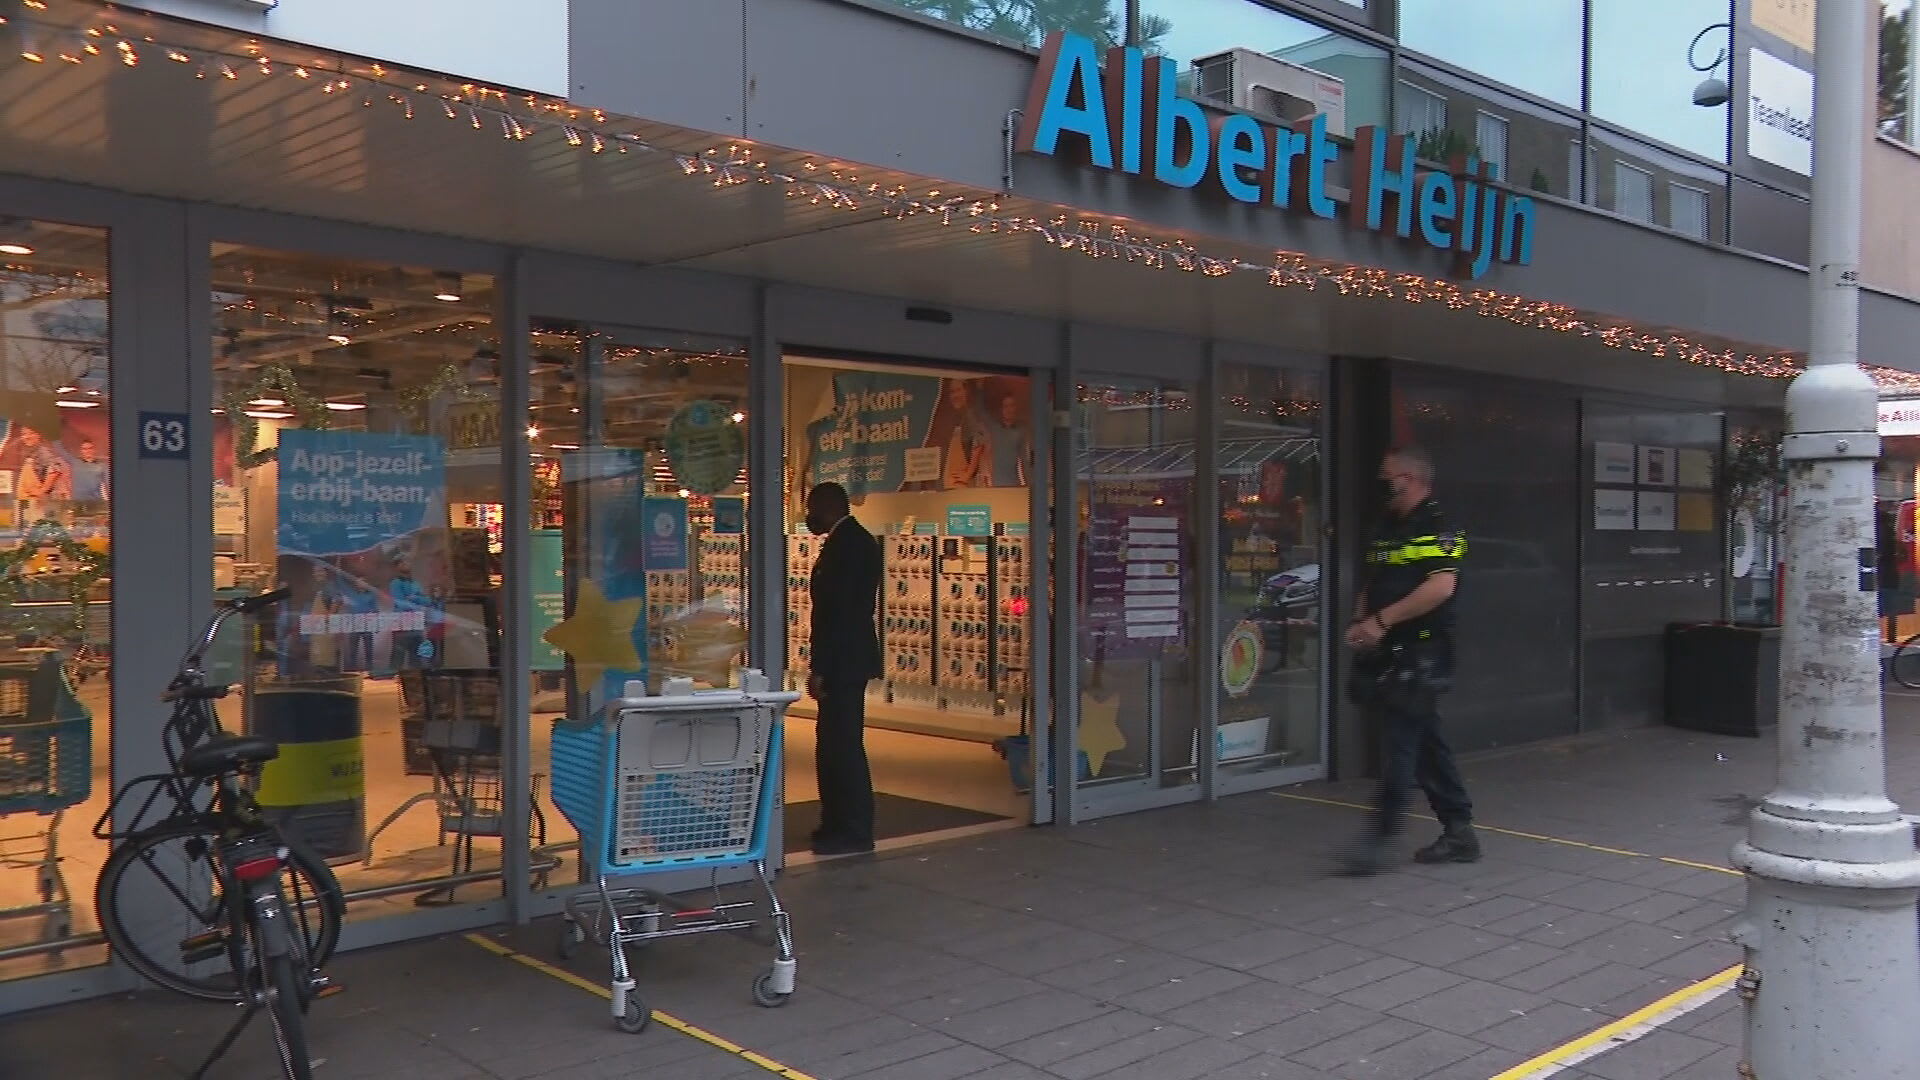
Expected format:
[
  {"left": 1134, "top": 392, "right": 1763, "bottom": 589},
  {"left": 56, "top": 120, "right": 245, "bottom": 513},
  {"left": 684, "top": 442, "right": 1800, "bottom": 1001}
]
[{"left": 1369, "top": 535, "right": 1466, "bottom": 565}]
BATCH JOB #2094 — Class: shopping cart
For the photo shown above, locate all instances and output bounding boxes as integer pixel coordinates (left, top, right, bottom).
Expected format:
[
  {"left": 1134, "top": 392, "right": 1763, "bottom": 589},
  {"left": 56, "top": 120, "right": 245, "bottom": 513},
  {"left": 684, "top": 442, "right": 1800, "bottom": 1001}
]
[
  {"left": 0, "top": 656, "right": 93, "bottom": 950},
  {"left": 549, "top": 670, "right": 799, "bottom": 1033}
]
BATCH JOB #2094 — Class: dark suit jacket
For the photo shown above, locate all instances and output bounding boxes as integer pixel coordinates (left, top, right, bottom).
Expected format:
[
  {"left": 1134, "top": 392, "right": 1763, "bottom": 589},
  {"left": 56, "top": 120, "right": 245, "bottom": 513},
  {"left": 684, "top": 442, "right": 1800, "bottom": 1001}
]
[{"left": 808, "top": 515, "right": 884, "bottom": 684}]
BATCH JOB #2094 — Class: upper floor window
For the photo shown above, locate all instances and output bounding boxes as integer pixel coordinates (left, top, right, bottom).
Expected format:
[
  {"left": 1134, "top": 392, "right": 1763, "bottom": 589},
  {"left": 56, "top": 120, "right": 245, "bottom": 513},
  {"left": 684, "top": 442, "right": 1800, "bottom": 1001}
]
[
  {"left": 1882, "top": 1, "right": 1915, "bottom": 143},
  {"left": 1475, "top": 111, "right": 1511, "bottom": 180},
  {"left": 1395, "top": 80, "right": 1447, "bottom": 139},
  {"left": 1398, "top": 0, "right": 1582, "bottom": 108},
  {"left": 1143, "top": 0, "right": 1391, "bottom": 137},
  {"left": 1590, "top": 0, "right": 1733, "bottom": 163},
  {"left": 1613, "top": 162, "right": 1656, "bottom": 223},
  {"left": 879, "top": 0, "right": 1127, "bottom": 49},
  {"left": 1670, "top": 183, "right": 1711, "bottom": 239}
]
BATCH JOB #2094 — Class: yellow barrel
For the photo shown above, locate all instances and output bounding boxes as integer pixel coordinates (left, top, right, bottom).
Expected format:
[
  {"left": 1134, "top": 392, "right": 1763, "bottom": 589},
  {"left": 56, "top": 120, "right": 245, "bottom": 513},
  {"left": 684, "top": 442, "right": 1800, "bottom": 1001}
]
[{"left": 254, "top": 676, "right": 365, "bottom": 861}]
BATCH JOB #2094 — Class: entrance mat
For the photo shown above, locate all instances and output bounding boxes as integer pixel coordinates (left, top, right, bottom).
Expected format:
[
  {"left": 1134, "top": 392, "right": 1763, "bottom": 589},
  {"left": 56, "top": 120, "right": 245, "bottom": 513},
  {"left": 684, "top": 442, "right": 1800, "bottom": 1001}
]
[{"left": 783, "top": 792, "right": 1011, "bottom": 851}]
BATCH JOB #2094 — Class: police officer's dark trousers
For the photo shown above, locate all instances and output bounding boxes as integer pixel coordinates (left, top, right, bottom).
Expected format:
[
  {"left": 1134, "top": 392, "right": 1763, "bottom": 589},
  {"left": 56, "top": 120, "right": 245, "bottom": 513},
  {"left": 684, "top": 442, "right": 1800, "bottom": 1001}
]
[{"left": 1370, "top": 652, "right": 1472, "bottom": 838}]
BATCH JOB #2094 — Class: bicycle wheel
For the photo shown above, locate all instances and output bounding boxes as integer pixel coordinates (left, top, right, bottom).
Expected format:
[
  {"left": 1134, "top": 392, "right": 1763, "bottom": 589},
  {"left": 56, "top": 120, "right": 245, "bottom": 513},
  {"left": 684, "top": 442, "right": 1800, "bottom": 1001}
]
[
  {"left": 258, "top": 941, "right": 315, "bottom": 1080},
  {"left": 1894, "top": 635, "right": 1920, "bottom": 690},
  {"left": 96, "top": 819, "right": 344, "bottom": 1003}
]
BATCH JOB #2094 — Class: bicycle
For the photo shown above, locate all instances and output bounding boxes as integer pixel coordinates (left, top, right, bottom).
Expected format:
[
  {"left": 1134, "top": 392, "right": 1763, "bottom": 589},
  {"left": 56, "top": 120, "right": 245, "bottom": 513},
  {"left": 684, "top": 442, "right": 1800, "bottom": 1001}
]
[
  {"left": 1892, "top": 631, "right": 1920, "bottom": 690},
  {"left": 92, "top": 588, "right": 346, "bottom": 1080}
]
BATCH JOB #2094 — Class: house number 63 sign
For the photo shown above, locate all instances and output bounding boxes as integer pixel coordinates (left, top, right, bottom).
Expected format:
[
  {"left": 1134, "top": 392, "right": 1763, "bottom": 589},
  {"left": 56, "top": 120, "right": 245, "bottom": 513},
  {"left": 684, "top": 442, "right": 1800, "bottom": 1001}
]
[{"left": 138, "top": 412, "right": 190, "bottom": 460}]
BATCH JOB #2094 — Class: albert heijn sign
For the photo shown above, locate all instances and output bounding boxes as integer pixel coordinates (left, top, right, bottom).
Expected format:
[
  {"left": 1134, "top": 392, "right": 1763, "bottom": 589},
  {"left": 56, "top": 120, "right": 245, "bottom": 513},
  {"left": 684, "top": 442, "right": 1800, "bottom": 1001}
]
[{"left": 1015, "top": 32, "right": 1537, "bottom": 281}]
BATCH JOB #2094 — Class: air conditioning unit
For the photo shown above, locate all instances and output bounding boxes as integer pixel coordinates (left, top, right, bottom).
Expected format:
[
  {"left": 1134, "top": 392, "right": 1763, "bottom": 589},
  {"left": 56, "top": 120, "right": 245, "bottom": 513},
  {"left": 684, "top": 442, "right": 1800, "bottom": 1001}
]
[{"left": 1193, "top": 48, "right": 1347, "bottom": 137}]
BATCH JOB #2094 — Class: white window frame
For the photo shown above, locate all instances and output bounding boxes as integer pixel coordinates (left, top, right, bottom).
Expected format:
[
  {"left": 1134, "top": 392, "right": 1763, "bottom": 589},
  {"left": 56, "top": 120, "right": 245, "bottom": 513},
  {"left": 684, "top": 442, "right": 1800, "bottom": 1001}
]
[
  {"left": 1394, "top": 80, "right": 1447, "bottom": 140},
  {"left": 1613, "top": 161, "right": 1655, "bottom": 223},
  {"left": 1668, "top": 181, "right": 1711, "bottom": 239},
  {"left": 1473, "top": 110, "right": 1510, "bottom": 181}
]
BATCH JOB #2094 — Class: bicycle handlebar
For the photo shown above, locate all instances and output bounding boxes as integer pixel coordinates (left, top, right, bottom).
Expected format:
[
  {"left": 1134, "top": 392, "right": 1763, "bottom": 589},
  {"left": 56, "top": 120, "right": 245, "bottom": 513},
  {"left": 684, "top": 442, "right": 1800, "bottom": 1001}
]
[{"left": 177, "top": 587, "right": 292, "bottom": 680}]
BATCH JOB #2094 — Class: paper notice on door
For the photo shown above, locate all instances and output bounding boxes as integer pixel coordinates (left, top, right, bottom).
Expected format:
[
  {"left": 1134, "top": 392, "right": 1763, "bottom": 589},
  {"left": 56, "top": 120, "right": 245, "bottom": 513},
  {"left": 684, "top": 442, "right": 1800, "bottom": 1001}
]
[
  {"left": 1677, "top": 492, "right": 1715, "bottom": 532},
  {"left": 1637, "top": 491, "right": 1677, "bottom": 531},
  {"left": 1594, "top": 488, "right": 1635, "bottom": 531}
]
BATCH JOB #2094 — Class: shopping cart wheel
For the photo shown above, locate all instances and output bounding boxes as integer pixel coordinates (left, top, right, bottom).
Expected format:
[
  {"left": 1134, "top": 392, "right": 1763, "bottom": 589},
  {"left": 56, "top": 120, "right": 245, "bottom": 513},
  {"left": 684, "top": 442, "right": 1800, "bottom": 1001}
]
[
  {"left": 752, "top": 972, "right": 792, "bottom": 1008},
  {"left": 558, "top": 920, "right": 583, "bottom": 960},
  {"left": 617, "top": 995, "right": 652, "bottom": 1033}
]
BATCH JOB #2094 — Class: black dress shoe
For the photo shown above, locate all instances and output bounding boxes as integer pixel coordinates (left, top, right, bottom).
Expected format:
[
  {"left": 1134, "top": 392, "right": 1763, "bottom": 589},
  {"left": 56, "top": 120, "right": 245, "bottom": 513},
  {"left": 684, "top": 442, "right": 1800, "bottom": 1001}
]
[{"left": 810, "top": 834, "right": 875, "bottom": 857}]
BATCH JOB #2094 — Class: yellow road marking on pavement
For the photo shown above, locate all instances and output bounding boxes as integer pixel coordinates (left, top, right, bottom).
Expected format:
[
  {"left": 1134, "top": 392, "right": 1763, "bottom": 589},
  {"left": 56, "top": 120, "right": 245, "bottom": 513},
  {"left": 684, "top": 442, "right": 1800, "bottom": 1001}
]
[
  {"left": 1485, "top": 964, "right": 1743, "bottom": 1080},
  {"left": 463, "top": 933, "right": 817, "bottom": 1080},
  {"left": 1271, "top": 791, "right": 1744, "bottom": 875}
]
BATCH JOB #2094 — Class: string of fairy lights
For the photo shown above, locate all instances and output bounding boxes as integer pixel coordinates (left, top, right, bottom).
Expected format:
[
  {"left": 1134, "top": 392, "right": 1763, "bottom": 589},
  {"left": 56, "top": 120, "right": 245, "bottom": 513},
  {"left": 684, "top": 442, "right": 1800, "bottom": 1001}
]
[{"left": 7, "top": 2, "right": 1920, "bottom": 394}]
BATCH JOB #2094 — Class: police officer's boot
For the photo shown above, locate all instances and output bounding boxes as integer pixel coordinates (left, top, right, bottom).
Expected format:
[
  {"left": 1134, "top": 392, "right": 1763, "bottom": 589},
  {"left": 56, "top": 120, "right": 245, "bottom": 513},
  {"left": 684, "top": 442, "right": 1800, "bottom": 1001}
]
[
  {"left": 1340, "top": 832, "right": 1395, "bottom": 876},
  {"left": 1413, "top": 821, "right": 1481, "bottom": 864}
]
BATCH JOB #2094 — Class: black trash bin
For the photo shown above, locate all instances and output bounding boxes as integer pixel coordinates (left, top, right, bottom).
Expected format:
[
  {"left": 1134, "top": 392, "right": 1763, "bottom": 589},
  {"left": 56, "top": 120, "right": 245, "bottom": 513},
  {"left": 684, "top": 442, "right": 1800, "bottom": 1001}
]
[{"left": 1664, "top": 622, "right": 1780, "bottom": 737}]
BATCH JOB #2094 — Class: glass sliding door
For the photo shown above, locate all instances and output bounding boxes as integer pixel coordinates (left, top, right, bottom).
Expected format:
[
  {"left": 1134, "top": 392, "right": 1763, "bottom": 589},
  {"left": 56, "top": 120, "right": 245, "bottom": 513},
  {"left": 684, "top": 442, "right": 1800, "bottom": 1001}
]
[
  {"left": 524, "top": 323, "right": 753, "bottom": 885},
  {"left": 1212, "top": 361, "right": 1328, "bottom": 793},
  {"left": 1071, "top": 376, "right": 1202, "bottom": 816},
  {"left": 207, "top": 245, "right": 517, "bottom": 920}
]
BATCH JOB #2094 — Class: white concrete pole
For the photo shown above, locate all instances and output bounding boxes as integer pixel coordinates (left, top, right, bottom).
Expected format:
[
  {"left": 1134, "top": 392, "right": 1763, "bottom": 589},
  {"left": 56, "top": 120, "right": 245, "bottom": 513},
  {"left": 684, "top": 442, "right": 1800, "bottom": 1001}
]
[{"left": 1731, "top": 2, "right": 1920, "bottom": 1076}]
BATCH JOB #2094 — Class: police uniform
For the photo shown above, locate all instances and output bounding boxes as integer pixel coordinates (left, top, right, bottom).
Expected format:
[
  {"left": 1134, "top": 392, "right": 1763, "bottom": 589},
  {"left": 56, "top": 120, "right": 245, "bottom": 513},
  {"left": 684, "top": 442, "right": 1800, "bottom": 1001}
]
[{"left": 1356, "top": 497, "right": 1475, "bottom": 855}]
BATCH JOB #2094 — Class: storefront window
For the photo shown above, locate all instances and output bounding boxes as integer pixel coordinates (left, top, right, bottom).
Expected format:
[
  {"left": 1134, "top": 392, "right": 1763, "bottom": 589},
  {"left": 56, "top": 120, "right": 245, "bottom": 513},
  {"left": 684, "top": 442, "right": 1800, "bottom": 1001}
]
[
  {"left": 1075, "top": 378, "right": 1198, "bottom": 795},
  {"left": 525, "top": 325, "right": 753, "bottom": 876},
  {"left": 208, "top": 246, "right": 511, "bottom": 913},
  {"left": 1591, "top": 0, "right": 1733, "bottom": 163},
  {"left": 782, "top": 356, "right": 1033, "bottom": 844},
  {"left": 1584, "top": 127, "right": 1730, "bottom": 241},
  {"left": 1395, "top": 61, "right": 1584, "bottom": 199},
  {"left": 1215, "top": 363, "right": 1323, "bottom": 784},
  {"left": 1398, "top": 0, "right": 1583, "bottom": 108},
  {"left": 1141, "top": 0, "right": 1390, "bottom": 137},
  {"left": 877, "top": 0, "right": 1127, "bottom": 49},
  {"left": 0, "top": 220, "right": 110, "bottom": 981}
]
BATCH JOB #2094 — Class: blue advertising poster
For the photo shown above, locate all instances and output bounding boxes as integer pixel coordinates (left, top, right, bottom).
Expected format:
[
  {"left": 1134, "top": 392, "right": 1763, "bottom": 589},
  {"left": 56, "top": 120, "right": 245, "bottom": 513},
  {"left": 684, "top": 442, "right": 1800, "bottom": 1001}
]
[
  {"left": 528, "top": 529, "right": 566, "bottom": 672},
  {"left": 641, "top": 496, "right": 689, "bottom": 571},
  {"left": 710, "top": 496, "right": 745, "bottom": 536},
  {"left": 802, "top": 370, "right": 1034, "bottom": 496},
  {"left": 946, "top": 504, "right": 992, "bottom": 536},
  {"left": 274, "top": 429, "right": 449, "bottom": 679}
]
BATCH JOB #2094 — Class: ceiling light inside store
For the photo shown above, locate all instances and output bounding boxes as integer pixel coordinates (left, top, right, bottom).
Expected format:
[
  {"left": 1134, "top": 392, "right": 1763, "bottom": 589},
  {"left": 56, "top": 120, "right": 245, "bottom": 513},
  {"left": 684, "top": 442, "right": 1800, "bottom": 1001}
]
[
  {"left": 0, "top": 240, "right": 32, "bottom": 256},
  {"left": 250, "top": 397, "right": 285, "bottom": 407},
  {"left": 55, "top": 399, "right": 99, "bottom": 409},
  {"left": 245, "top": 410, "right": 294, "bottom": 420},
  {"left": 550, "top": 443, "right": 580, "bottom": 451},
  {"left": 434, "top": 272, "right": 463, "bottom": 303},
  {"left": 527, "top": 425, "right": 541, "bottom": 440},
  {"left": 18, "top": 32, "right": 43, "bottom": 64},
  {"left": 325, "top": 401, "right": 367, "bottom": 412},
  {"left": 731, "top": 412, "right": 745, "bottom": 424}
]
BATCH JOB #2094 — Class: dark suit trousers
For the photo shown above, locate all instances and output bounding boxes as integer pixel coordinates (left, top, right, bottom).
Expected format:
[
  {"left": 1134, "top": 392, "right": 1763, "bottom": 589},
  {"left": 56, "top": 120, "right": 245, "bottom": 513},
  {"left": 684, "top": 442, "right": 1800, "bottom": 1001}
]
[{"left": 815, "top": 676, "right": 875, "bottom": 844}]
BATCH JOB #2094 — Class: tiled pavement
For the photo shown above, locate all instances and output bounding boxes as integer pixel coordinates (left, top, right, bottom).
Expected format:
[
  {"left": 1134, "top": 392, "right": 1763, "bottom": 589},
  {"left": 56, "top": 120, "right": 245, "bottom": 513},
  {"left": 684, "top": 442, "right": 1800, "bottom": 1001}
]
[{"left": 8, "top": 700, "right": 1920, "bottom": 1080}]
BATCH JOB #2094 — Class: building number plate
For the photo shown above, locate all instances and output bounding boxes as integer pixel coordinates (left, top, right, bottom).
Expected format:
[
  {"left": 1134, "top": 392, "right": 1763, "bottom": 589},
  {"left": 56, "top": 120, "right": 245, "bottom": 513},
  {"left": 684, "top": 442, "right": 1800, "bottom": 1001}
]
[{"left": 138, "top": 412, "right": 190, "bottom": 460}]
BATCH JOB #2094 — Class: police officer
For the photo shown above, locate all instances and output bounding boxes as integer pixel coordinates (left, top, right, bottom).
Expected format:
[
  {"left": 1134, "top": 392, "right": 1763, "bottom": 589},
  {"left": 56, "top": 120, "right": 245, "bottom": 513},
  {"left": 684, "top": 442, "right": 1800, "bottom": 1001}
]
[{"left": 1342, "top": 445, "right": 1478, "bottom": 875}]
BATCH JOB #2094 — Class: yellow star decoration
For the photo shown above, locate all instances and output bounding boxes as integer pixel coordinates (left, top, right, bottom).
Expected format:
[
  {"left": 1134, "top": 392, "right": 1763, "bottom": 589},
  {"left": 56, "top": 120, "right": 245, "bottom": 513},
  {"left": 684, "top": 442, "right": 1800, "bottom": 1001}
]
[
  {"left": 1078, "top": 689, "right": 1127, "bottom": 778},
  {"left": 542, "top": 579, "right": 644, "bottom": 694}
]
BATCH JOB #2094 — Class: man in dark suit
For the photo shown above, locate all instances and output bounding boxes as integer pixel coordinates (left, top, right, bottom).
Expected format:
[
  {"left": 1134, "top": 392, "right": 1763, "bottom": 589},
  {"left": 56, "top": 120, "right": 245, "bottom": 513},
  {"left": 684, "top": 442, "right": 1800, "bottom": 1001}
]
[{"left": 804, "top": 482, "right": 883, "bottom": 856}]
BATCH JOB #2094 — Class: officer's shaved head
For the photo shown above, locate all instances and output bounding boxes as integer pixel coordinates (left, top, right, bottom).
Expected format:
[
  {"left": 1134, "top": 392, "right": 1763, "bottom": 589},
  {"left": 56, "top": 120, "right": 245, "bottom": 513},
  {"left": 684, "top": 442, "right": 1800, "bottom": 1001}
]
[{"left": 1386, "top": 445, "right": 1434, "bottom": 484}]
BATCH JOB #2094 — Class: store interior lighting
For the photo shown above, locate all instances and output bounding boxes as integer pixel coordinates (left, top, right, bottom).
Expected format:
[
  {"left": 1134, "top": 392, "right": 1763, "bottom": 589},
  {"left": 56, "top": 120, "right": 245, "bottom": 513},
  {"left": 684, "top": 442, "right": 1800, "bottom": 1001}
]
[
  {"left": 0, "top": 217, "right": 32, "bottom": 256},
  {"left": 433, "top": 272, "right": 463, "bottom": 303},
  {"left": 324, "top": 400, "right": 367, "bottom": 412}
]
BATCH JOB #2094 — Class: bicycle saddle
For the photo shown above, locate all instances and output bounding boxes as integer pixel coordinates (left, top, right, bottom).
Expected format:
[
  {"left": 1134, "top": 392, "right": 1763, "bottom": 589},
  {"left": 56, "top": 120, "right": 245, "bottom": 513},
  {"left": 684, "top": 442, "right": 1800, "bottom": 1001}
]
[{"left": 179, "top": 734, "right": 280, "bottom": 778}]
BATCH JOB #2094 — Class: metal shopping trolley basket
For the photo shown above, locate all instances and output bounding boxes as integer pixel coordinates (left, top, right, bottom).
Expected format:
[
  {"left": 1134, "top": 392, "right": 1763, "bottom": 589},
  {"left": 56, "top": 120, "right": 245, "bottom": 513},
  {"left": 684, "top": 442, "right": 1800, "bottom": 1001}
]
[
  {"left": 549, "top": 670, "right": 799, "bottom": 1033},
  {"left": 0, "top": 656, "right": 93, "bottom": 950}
]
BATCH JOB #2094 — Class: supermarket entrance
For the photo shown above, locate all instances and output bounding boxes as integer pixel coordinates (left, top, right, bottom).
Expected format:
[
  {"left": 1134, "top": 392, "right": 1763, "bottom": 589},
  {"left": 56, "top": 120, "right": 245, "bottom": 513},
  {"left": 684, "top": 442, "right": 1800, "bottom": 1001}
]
[{"left": 780, "top": 353, "right": 1042, "bottom": 859}]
